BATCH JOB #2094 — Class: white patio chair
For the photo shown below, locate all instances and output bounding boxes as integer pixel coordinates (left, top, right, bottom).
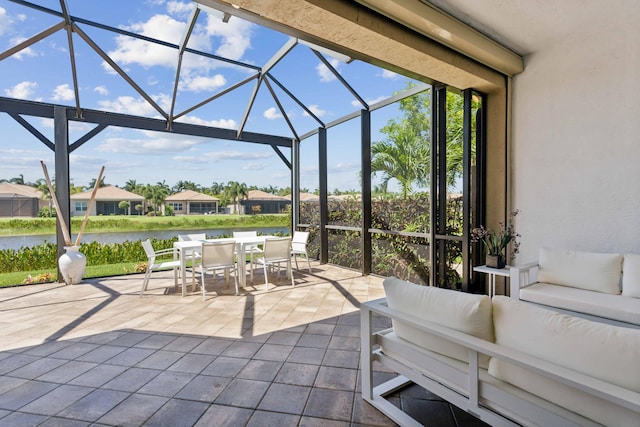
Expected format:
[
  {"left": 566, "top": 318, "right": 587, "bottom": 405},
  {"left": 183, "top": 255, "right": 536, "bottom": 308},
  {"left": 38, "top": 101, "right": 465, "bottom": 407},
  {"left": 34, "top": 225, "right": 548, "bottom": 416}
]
[
  {"left": 291, "top": 231, "right": 312, "bottom": 273},
  {"left": 256, "top": 237, "right": 294, "bottom": 291},
  {"left": 199, "top": 240, "right": 238, "bottom": 301},
  {"left": 178, "top": 233, "right": 206, "bottom": 262},
  {"left": 178, "top": 233, "right": 206, "bottom": 285},
  {"left": 140, "top": 239, "right": 180, "bottom": 296},
  {"left": 233, "top": 231, "right": 264, "bottom": 282}
]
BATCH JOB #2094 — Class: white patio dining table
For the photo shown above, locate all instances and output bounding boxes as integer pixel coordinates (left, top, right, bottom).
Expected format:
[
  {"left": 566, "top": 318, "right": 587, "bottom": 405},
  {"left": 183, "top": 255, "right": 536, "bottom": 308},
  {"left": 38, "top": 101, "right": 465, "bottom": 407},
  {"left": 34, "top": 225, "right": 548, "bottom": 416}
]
[{"left": 173, "top": 234, "right": 274, "bottom": 296}]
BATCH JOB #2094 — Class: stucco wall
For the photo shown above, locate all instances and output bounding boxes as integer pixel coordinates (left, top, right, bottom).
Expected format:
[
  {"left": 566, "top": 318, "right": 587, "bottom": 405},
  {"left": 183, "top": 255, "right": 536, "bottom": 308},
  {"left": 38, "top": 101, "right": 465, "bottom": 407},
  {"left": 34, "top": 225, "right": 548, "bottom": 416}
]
[{"left": 511, "top": 14, "right": 640, "bottom": 262}]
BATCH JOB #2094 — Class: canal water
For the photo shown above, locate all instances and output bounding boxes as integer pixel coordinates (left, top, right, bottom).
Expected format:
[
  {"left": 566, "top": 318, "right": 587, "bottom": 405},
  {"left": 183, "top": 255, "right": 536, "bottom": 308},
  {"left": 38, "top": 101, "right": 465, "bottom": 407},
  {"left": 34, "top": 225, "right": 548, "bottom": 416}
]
[{"left": 0, "top": 227, "right": 289, "bottom": 251}]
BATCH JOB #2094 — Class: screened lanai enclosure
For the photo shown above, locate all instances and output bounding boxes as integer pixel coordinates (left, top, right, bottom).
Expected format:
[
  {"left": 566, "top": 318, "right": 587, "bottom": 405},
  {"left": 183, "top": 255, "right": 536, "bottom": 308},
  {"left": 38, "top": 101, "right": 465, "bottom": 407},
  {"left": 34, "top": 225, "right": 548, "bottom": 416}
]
[{"left": 0, "top": 0, "right": 506, "bottom": 292}]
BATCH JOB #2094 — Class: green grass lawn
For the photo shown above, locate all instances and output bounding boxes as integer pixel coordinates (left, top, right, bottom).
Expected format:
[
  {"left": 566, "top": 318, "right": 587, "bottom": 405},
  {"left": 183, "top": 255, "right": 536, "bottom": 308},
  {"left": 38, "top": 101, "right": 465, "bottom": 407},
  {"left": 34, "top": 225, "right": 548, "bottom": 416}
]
[
  {"left": 0, "top": 262, "right": 143, "bottom": 288},
  {"left": 0, "top": 214, "right": 289, "bottom": 236}
]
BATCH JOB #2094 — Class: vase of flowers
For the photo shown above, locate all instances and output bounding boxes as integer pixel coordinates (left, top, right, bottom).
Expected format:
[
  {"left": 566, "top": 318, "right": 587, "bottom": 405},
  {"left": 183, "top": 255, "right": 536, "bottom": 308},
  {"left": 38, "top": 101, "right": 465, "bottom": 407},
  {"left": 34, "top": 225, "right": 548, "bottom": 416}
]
[{"left": 471, "top": 209, "right": 521, "bottom": 269}]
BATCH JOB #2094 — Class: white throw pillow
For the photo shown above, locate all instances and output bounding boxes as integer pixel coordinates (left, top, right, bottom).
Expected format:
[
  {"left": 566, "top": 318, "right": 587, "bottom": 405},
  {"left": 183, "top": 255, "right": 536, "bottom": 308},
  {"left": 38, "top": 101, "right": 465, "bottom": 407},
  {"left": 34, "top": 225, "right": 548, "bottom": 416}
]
[
  {"left": 537, "top": 247, "right": 622, "bottom": 294},
  {"left": 383, "top": 277, "right": 494, "bottom": 368},
  {"left": 622, "top": 254, "right": 640, "bottom": 298}
]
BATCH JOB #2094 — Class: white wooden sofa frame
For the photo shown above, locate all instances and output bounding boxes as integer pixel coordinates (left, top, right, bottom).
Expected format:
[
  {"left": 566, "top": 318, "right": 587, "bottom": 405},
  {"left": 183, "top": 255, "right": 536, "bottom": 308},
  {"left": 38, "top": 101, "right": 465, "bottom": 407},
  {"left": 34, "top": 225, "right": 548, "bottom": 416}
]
[
  {"left": 509, "top": 263, "right": 640, "bottom": 329},
  {"left": 360, "top": 297, "right": 640, "bottom": 427}
]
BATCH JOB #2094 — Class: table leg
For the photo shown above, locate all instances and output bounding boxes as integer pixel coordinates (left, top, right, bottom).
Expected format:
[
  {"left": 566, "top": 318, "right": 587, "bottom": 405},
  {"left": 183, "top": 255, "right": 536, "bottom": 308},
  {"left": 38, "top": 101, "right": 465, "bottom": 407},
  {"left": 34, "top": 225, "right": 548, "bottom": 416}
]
[
  {"left": 180, "top": 248, "right": 187, "bottom": 297},
  {"left": 236, "top": 243, "right": 244, "bottom": 288}
]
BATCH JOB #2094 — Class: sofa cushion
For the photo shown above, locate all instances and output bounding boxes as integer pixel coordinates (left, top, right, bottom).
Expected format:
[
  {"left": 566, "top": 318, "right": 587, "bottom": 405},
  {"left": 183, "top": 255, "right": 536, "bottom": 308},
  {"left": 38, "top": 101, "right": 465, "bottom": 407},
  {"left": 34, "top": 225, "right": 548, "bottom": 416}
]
[
  {"left": 489, "top": 357, "right": 640, "bottom": 427},
  {"left": 520, "top": 282, "right": 640, "bottom": 326},
  {"left": 489, "top": 296, "right": 640, "bottom": 426},
  {"left": 537, "top": 247, "right": 622, "bottom": 294},
  {"left": 622, "top": 253, "right": 640, "bottom": 298},
  {"left": 383, "top": 277, "right": 494, "bottom": 368}
]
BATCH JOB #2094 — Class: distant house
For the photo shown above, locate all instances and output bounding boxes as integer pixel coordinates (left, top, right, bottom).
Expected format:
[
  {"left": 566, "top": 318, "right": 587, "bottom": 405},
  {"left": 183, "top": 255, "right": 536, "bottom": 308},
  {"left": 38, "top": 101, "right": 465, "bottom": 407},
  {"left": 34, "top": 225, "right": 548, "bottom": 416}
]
[
  {"left": 165, "top": 190, "right": 219, "bottom": 215},
  {"left": 0, "top": 183, "right": 46, "bottom": 217},
  {"left": 283, "top": 192, "right": 342, "bottom": 202},
  {"left": 283, "top": 192, "right": 320, "bottom": 202},
  {"left": 70, "top": 186, "right": 144, "bottom": 216},
  {"left": 240, "top": 190, "right": 290, "bottom": 214}
]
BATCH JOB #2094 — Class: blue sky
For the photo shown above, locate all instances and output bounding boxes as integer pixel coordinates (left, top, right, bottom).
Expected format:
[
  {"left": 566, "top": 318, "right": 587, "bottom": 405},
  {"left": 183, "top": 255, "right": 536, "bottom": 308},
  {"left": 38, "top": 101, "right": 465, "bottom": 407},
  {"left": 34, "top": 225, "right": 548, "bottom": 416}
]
[{"left": 0, "top": 0, "right": 424, "bottom": 192}]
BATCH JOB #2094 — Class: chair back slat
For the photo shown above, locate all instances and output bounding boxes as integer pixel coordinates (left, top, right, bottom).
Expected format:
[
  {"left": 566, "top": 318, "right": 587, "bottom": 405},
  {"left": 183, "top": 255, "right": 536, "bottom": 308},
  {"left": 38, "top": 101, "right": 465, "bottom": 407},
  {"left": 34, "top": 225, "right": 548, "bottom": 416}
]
[
  {"left": 201, "top": 241, "right": 236, "bottom": 268},
  {"left": 264, "top": 237, "right": 291, "bottom": 261},
  {"left": 142, "top": 239, "right": 156, "bottom": 263},
  {"left": 291, "top": 231, "right": 309, "bottom": 252}
]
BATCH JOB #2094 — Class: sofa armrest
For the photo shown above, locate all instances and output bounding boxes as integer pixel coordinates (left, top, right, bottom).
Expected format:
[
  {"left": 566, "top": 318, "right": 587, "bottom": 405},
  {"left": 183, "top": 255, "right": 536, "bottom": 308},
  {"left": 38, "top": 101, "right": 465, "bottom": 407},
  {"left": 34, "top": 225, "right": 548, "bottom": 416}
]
[{"left": 509, "top": 262, "right": 539, "bottom": 298}]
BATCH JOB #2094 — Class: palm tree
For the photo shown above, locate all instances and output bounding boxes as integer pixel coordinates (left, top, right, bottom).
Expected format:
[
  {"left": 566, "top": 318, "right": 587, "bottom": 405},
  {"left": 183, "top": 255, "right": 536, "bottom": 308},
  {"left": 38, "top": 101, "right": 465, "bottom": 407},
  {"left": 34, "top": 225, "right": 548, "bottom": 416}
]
[
  {"left": 34, "top": 178, "right": 54, "bottom": 217},
  {"left": 124, "top": 179, "right": 139, "bottom": 193},
  {"left": 88, "top": 176, "right": 107, "bottom": 189},
  {"left": 173, "top": 180, "right": 200, "bottom": 193},
  {"left": 371, "top": 125, "right": 429, "bottom": 199},
  {"left": 9, "top": 174, "right": 25, "bottom": 185},
  {"left": 225, "top": 181, "right": 248, "bottom": 215},
  {"left": 143, "top": 181, "right": 170, "bottom": 216}
]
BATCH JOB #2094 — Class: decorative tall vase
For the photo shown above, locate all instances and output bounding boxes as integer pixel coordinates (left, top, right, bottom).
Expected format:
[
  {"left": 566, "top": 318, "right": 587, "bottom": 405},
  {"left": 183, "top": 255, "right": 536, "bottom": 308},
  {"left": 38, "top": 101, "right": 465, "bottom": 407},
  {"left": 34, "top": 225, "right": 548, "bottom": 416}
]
[
  {"left": 58, "top": 246, "right": 86, "bottom": 285},
  {"left": 486, "top": 254, "right": 505, "bottom": 269}
]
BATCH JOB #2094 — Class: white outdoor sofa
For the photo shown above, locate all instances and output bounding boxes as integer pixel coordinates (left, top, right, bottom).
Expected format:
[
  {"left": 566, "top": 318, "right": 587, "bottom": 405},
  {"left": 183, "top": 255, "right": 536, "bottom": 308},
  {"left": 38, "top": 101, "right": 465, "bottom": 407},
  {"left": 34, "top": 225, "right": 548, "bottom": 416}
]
[
  {"left": 360, "top": 277, "right": 640, "bottom": 427},
  {"left": 509, "top": 247, "right": 640, "bottom": 328}
]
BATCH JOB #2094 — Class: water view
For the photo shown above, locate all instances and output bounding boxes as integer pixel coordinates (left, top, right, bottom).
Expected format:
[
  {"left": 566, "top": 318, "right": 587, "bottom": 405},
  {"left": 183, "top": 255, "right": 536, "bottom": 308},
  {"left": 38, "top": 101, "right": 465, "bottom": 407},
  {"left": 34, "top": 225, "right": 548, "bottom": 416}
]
[{"left": 0, "top": 227, "right": 289, "bottom": 251}]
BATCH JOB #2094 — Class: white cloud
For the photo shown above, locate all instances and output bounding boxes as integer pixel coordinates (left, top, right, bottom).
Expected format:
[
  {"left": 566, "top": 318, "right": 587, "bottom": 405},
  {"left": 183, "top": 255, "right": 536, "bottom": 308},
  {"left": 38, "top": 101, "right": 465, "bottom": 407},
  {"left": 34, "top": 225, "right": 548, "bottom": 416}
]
[
  {"left": 94, "top": 86, "right": 109, "bottom": 95},
  {"left": 202, "top": 150, "right": 272, "bottom": 161},
  {"left": 0, "top": 7, "right": 11, "bottom": 36},
  {"left": 180, "top": 74, "right": 226, "bottom": 92},
  {"left": 98, "top": 94, "right": 171, "bottom": 116},
  {"left": 303, "top": 104, "right": 326, "bottom": 118},
  {"left": 263, "top": 107, "right": 282, "bottom": 120},
  {"left": 105, "top": 8, "right": 253, "bottom": 73},
  {"left": 4, "top": 81, "right": 37, "bottom": 99},
  {"left": 106, "top": 15, "right": 187, "bottom": 70},
  {"left": 316, "top": 58, "right": 341, "bottom": 82},
  {"left": 51, "top": 84, "right": 74, "bottom": 101},
  {"left": 381, "top": 69, "right": 399, "bottom": 79},
  {"left": 166, "top": 1, "right": 194, "bottom": 17},
  {"left": 331, "top": 162, "right": 359, "bottom": 172},
  {"left": 177, "top": 115, "right": 237, "bottom": 129},
  {"left": 243, "top": 162, "right": 266, "bottom": 171},
  {"left": 203, "top": 8, "right": 254, "bottom": 60},
  {"left": 97, "top": 135, "right": 201, "bottom": 154},
  {"left": 351, "top": 95, "right": 388, "bottom": 107},
  {"left": 9, "top": 37, "right": 37, "bottom": 60}
]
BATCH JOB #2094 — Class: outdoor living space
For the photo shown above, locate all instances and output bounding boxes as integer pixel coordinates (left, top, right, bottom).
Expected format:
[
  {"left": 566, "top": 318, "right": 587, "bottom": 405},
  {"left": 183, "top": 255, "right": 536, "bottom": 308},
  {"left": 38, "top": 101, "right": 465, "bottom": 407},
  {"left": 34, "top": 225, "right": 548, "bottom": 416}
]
[{"left": 0, "top": 263, "right": 485, "bottom": 427}]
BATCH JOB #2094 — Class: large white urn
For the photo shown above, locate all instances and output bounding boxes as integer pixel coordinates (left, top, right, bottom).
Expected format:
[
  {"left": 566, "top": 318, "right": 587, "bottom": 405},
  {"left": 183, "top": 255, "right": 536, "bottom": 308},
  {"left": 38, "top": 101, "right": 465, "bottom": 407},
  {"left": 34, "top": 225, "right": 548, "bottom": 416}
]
[{"left": 58, "top": 245, "right": 86, "bottom": 285}]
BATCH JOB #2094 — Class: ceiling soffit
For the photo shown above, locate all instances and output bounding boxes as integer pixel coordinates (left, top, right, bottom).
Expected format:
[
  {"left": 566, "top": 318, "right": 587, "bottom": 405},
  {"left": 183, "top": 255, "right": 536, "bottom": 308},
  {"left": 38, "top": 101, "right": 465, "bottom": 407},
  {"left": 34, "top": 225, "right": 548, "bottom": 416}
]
[
  {"left": 196, "top": 0, "right": 508, "bottom": 93},
  {"left": 355, "top": 0, "right": 523, "bottom": 76}
]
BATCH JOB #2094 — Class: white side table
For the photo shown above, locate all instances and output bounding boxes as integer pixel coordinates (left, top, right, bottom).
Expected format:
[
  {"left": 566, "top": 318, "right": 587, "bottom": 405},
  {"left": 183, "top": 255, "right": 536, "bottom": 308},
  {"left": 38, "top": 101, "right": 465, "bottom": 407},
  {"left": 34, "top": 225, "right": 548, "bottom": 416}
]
[{"left": 473, "top": 265, "right": 511, "bottom": 298}]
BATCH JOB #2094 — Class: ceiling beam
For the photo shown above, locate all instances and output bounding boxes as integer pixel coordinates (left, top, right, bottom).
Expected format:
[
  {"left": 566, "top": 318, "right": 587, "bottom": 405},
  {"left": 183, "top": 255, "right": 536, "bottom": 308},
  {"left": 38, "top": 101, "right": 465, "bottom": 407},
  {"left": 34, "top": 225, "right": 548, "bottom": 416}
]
[
  {"left": 0, "top": 20, "right": 65, "bottom": 61},
  {"left": 311, "top": 49, "right": 368, "bottom": 109},
  {"left": 0, "top": 97, "right": 293, "bottom": 147},
  {"left": 168, "top": 6, "right": 201, "bottom": 130},
  {"left": 73, "top": 24, "right": 169, "bottom": 120}
]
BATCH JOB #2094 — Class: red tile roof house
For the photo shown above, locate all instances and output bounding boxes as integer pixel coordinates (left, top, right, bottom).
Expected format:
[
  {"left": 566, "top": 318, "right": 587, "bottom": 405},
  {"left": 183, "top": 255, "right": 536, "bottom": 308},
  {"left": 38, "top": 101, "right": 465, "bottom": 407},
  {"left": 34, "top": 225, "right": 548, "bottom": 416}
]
[
  {"left": 70, "top": 186, "right": 145, "bottom": 216},
  {"left": 164, "top": 190, "right": 219, "bottom": 215},
  {"left": 0, "top": 183, "right": 46, "bottom": 217}
]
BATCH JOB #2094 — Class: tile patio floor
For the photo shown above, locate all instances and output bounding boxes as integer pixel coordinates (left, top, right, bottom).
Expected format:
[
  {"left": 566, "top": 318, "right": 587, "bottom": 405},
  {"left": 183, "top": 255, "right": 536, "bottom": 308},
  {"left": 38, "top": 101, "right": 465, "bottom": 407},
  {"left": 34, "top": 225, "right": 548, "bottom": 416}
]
[{"left": 0, "top": 262, "right": 487, "bottom": 426}]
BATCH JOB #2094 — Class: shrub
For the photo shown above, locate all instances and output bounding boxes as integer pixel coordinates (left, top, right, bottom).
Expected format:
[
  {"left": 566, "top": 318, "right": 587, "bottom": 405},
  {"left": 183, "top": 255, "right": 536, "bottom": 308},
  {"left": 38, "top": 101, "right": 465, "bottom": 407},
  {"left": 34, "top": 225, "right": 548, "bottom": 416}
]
[{"left": 38, "top": 207, "right": 56, "bottom": 218}]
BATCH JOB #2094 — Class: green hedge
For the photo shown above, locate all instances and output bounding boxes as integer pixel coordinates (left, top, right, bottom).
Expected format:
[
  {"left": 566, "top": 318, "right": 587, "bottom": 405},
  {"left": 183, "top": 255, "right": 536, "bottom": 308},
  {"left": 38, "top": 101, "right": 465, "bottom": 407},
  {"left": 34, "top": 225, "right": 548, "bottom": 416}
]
[{"left": 1, "top": 238, "right": 177, "bottom": 273}]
